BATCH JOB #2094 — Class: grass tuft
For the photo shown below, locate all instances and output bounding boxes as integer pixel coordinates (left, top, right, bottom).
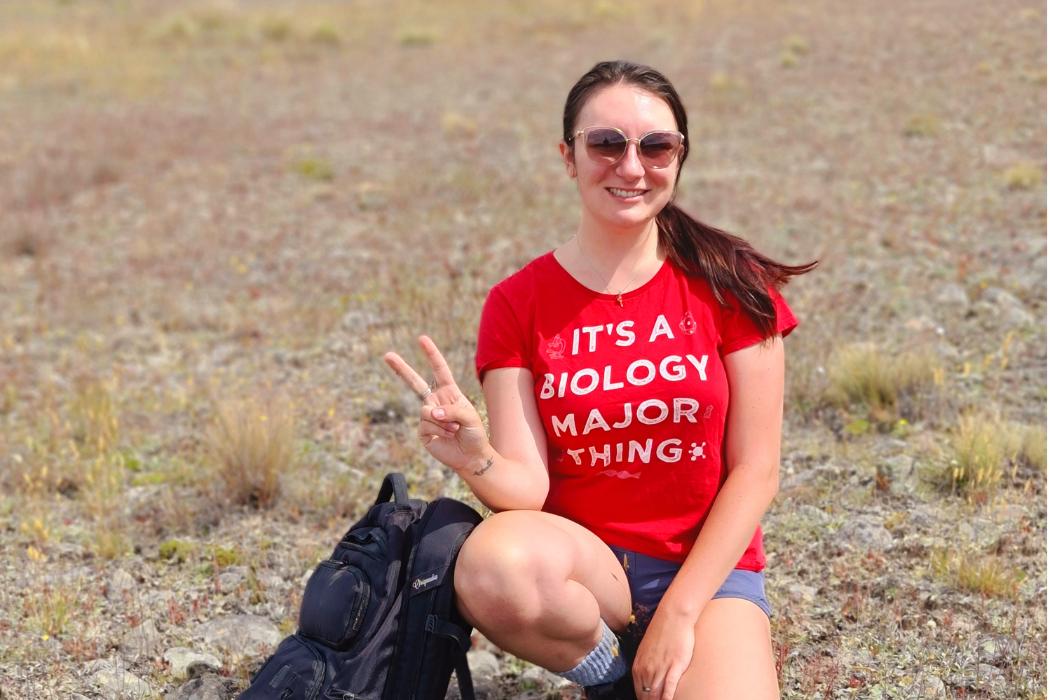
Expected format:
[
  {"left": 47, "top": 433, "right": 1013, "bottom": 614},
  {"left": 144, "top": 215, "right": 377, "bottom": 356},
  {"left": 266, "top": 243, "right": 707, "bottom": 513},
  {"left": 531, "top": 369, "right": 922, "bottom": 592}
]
[
  {"left": 441, "top": 111, "right": 478, "bottom": 138},
  {"left": 1002, "top": 163, "right": 1042, "bottom": 190},
  {"left": 205, "top": 393, "right": 298, "bottom": 509},
  {"left": 259, "top": 16, "right": 294, "bottom": 42},
  {"left": 159, "top": 539, "right": 195, "bottom": 563},
  {"left": 24, "top": 584, "right": 80, "bottom": 639},
  {"left": 825, "top": 343, "right": 940, "bottom": 423},
  {"left": 903, "top": 113, "right": 941, "bottom": 138},
  {"left": 396, "top": 27, "right": 438, "bottom": 47},
  {"left": 930, "top": 548, "right": 1023, "bottom": 598},
  {"left": 309, "top": 22, "right": 342, "bottom": 46},
  {"left": 945, "top": 414, "right": 1045, "bottom": 499},
  {"left": 292, "top": 156, "right": 335, "bottom": 182}
]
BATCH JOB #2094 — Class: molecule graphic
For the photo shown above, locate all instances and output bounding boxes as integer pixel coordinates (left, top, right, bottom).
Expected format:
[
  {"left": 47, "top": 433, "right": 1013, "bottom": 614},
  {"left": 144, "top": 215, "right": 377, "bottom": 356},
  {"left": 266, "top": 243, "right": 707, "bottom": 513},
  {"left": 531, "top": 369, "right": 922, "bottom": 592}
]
[{"left": 689, "top": 441, "right": 707, "bottom": 461}]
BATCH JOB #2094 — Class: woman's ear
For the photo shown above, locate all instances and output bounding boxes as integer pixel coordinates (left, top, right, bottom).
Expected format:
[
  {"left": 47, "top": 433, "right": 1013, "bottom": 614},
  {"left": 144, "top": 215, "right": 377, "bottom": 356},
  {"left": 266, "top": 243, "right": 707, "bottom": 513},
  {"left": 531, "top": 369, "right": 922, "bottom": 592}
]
[{"left": 558, "top": 141, "right": 576, "bottom": 178}]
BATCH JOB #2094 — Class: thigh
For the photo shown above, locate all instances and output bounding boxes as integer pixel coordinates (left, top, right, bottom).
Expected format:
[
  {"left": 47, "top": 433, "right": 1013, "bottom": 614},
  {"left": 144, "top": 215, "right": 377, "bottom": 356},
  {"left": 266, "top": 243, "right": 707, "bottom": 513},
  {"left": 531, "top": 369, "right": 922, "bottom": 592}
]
[
  {"left": 455, "top": 510, "right": 633, "bottom": 631},
  {"left": 673, "top": 598, "right": 778, "bottom": 700}
]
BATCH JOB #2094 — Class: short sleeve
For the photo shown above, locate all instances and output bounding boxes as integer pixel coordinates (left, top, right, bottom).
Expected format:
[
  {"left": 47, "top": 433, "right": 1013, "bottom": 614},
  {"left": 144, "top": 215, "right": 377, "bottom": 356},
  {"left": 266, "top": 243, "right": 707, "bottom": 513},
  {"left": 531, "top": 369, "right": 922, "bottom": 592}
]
[
  {"left": 475, "top": 285, "right": 529, "bottom": 382},
  {"left": 719, "top": 286, "right": 798, "bottom": 355}
]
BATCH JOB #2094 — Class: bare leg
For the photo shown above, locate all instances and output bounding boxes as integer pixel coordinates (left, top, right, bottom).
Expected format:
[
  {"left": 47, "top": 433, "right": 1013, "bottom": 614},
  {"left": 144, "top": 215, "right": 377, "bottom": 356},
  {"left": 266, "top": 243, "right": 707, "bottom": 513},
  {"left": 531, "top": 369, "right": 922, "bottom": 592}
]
[
  {"left": 454, "top": 510, "right": 632, "bottom": 672},
  {"left": 670, "top": 598, "right": 779, "bottom": 699}
]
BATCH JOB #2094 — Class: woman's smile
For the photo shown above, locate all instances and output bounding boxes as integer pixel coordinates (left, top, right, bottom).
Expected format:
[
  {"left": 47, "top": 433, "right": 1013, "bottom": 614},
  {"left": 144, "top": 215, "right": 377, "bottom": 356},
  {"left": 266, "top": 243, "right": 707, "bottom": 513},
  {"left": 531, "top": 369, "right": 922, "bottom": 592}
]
[{"left": 607, "top": 187, "right": 650, "bottom": 200}]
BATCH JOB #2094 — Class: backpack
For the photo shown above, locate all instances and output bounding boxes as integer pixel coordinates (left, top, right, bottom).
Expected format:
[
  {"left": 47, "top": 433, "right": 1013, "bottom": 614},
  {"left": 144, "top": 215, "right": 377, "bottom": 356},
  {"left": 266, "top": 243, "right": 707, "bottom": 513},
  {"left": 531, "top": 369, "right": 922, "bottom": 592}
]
[{"left": 239, "top": 472, "right": 484, "bottom": 700}]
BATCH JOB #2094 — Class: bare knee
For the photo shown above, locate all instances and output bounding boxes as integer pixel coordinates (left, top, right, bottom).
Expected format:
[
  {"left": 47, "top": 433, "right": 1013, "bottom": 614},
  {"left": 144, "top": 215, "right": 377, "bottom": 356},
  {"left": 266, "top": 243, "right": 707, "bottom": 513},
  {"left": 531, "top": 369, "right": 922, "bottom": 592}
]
[{"left": 454, "top": 512, "right": 564, "bottom": 628}]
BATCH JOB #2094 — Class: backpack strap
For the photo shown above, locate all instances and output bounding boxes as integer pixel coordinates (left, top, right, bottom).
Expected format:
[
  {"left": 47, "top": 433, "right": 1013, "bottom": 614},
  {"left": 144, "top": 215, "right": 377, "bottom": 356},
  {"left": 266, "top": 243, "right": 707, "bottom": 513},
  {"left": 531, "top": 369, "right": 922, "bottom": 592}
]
[
  {"left": 426, "top": 615, "right": 476, "bottom": 700},
  {"left": 376, "top": 473, "right": 411, "bottom": 507}
]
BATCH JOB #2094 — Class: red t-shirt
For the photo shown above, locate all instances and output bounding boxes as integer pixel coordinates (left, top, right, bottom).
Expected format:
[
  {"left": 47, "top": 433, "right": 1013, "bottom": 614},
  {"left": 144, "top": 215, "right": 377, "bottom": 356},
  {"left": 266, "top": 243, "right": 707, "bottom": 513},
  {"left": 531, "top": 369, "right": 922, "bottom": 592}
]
[{"left": 475, "top": 251, "right": 797, "bottom": 569}]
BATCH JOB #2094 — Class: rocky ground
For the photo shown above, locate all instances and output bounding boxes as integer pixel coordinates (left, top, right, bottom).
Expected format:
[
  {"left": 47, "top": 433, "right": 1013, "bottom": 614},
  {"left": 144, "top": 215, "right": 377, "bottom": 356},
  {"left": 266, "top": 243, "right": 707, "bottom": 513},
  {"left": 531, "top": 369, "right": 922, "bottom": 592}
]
[{"left": 0, "top": 0, "right": 1045, "bottom": 698}]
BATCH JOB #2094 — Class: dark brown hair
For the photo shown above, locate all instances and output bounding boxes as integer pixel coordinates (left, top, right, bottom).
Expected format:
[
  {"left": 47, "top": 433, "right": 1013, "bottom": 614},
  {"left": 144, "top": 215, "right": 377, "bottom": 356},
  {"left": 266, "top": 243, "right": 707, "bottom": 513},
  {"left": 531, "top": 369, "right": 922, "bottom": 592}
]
[{"left": 563, "top": 60, "right": 817, "bottom": 338}]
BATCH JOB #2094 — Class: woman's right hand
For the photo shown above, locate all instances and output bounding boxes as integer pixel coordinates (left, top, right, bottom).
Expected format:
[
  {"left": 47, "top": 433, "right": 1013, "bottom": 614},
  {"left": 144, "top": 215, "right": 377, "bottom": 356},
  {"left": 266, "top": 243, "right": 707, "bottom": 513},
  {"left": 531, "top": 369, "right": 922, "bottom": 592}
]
[{"left": 382, "top": 335, "right": 490, "bottom": 474}]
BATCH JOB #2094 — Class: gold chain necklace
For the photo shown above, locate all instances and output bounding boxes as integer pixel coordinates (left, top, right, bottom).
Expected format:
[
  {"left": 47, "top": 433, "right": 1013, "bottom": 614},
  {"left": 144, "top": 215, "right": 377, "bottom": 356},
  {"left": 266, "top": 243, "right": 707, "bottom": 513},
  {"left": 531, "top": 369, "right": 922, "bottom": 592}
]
[{"left": 574, "top": 233, "right": 657, "bottom": 308}]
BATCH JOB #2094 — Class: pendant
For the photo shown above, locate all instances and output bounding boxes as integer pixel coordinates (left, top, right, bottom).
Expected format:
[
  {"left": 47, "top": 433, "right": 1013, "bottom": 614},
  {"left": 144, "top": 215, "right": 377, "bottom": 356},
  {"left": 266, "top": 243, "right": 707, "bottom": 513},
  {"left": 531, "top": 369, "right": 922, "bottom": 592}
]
[{"left": 616, "top": 293, "right": 624, "bottom": 307}]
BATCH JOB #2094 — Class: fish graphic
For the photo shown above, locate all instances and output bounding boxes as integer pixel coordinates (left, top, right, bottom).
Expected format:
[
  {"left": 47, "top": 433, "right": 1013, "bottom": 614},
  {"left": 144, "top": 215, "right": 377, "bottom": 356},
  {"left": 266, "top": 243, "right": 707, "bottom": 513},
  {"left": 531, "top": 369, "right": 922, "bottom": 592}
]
[{"left": 599, "top": 469, "right": 642, "bottom": 479}]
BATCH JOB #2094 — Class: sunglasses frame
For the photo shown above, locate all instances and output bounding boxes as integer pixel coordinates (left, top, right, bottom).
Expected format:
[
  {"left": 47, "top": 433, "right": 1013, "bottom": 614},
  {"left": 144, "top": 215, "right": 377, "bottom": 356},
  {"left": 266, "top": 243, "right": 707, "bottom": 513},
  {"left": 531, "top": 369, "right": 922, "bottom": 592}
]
[{"left": 570, "top": 126, "right": 685, "bottom": 169}]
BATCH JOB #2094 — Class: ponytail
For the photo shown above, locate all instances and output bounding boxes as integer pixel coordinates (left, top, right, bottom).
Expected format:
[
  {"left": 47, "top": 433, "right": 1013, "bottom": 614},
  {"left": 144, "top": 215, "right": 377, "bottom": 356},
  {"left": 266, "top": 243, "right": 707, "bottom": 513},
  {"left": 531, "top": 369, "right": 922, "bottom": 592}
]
[{"left": 656, "top": 203, "right": 817, "bottom": 338}]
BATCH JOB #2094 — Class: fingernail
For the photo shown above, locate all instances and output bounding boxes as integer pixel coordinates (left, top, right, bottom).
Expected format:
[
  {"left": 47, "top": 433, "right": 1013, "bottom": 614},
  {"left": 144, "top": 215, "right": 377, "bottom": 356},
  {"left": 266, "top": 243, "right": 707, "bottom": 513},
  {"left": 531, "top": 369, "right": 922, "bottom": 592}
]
[
  {"left": 448, "top": 422, "right": 460, "bottom": 431},
  {"left": 432, "top": 408, "right": 445, "bottom": 419}
]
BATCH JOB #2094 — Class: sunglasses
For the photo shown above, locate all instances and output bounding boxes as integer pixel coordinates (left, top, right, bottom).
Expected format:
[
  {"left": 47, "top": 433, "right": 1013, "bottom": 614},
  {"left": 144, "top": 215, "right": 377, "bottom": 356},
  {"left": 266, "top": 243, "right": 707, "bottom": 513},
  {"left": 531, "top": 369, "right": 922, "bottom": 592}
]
[{"left": 570, "top": 126, "right": 685, "bottom": 169}]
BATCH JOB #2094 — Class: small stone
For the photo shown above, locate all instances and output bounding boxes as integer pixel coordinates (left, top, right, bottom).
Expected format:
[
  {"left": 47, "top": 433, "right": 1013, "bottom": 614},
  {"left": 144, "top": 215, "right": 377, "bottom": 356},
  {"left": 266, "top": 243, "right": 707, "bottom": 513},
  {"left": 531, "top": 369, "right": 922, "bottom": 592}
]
[
  {"left": 467, "top": 649, "right": 501, "bottom": 681},
  {"left": 119, "top": 619, "right": 163, "bottom": 660},
  {"left": 834, "top": 517, "right": 894, "bottom": 552},
  {"left": 913, "top": 672, "right": 947, "bottom": 698},
  {"left": 520, "top": 664, "right": 571, "bottom": 690},
  {"left": 977, "top": 636, "right": 1010, "bottom": 665},
  {"left": 166, "top": 672, "right": 238, "bottom": 700},
  {"left": 88, "top": 659, "right": 153, "bottom": 699},
  {"left": 108, "top": 569, "right": 136, "bottom": 602},
  {"left": 934, "top": 283, "right": 969, "bottom": 310},
  {"left": 198, "top": 614, "right": 282, "bottom": 658},
  {"left": 163, "top": 647, "right": 223, "bottom": 680},
  {"left": 977, "top": 662, "right": 1007, "bottom": 691},
  {"left": 217, "top": 566, "right": 247, "bottom": 592},
  {"left": 787, "top": 583, "right": 817, "bottom": 603},
  {"left": 258, "top": 573, "right": 284, "bottom": 591},
  {"left": 981, "top": 287, "right": 1034, "bottom": 326}
]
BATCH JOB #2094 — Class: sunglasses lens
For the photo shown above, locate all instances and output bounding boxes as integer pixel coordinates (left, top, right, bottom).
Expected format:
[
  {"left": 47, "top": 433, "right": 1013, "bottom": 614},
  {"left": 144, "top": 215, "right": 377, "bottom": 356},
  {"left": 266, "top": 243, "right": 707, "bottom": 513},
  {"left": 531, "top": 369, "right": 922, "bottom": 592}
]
[
  {"left": 639, "top": 132, "right": 682, "bottom": 167},
  {"left": 584, "top": 128, "right": 628, "bottom": 161}
]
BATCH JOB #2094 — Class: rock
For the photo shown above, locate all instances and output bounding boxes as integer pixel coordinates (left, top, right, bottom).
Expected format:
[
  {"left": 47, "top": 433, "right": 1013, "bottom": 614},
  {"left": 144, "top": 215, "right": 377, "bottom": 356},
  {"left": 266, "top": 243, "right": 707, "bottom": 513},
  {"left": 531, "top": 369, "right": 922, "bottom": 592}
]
[
  {"left": 980, "top": 287, "right": 1034, "bottom": 326},
  {"left": 834, "top": 517, "right": 894, "bottom": 552},
  {"left": 166, "top": 673, "right": 238, "bottom": 700},
  {"left": 108, "top": 569, "right": 136, "bottom": 603},
  {"left": 258, "top": 573, "right": 284, "bottom": 591},
  {"left": 786, "top": 583, "right": 817, "bottom": 603},
  {"left": 934, "top": 283, "right": 969, "bottom": 310},
  {"left": 217, "top": 566, "right": 247, "bottom": 592},
  {"left": 163, "top": 647, "right": 223, "bottom": 680},
  {"left": 467, "top": 649, "right": 501, "bottom": 681},
  {"left": 519, "top": 664, "right": 572, "bottom": 691},
  {"left": 87, "top": 659, "right": 153, "bottom": 698},
  {"left": 977, "top": 636, "right": 1011, "bottom": 666},
  {"left": 912, "top": 671, "right": 948, "bottom": 698},
  {"left": 198, "top": 614, "right": 281, "bottom": 657},
  {"left": 119, "top": 619, "right": 163, "bottom": 660},
  {"left": 976, "top": 663, "right": 1008, "bottom": 695}
]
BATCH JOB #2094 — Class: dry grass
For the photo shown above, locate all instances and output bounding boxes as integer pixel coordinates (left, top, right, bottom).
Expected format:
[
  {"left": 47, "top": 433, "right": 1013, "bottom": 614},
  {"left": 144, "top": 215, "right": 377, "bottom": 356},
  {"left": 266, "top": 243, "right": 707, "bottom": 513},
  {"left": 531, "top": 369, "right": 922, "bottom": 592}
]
[
  {"left": 946, "top": 414, "right": 1045, "bottom": 500},
  {"left": 929, "top": 548, "right": 1024, "bottom": 599},
  {"left": 204, "top": 393, "right": 299, "bottom": 509},
  {"left": 825, "top": 343, "right": 941, "bottom": 424},
  {"left": 23, "top": 582, "right": 81, "bottom": 640}
]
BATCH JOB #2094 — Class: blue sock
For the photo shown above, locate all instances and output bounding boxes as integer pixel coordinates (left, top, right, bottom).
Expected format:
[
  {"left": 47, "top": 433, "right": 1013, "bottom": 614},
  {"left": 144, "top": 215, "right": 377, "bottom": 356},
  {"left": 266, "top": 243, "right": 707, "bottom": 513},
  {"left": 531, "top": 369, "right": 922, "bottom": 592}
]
[{"left": 554, "top": 619, "right": 626, "bottom": 687}]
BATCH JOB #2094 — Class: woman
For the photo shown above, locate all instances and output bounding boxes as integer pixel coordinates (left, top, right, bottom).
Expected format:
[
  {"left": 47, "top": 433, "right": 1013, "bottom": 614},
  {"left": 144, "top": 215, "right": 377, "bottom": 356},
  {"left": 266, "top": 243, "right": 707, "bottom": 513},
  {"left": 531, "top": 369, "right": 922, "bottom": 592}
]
[{"left": 384, "top": 60, "right": 815, "bottom": 699}]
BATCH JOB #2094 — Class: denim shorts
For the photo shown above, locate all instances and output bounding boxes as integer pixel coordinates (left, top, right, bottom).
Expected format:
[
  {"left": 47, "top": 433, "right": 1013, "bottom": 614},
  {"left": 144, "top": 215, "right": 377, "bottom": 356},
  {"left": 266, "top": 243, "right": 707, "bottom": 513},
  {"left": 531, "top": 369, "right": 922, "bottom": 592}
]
[{"left": 606, "top": 543, "right": 773, "bottom": 621}]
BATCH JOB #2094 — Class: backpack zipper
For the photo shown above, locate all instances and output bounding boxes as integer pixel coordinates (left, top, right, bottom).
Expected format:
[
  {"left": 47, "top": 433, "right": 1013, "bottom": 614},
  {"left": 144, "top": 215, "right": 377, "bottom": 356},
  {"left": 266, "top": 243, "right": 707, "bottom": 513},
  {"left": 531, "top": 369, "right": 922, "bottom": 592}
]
[{"left": 349, "top": 574, "right": 371, "bottom": 635}]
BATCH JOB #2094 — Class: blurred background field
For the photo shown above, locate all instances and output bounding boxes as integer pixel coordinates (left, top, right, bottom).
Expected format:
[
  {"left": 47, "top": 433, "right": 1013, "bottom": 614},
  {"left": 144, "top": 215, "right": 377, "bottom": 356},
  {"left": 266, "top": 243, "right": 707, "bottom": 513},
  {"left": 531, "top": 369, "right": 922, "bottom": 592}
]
[{"left": 0, "top": 0, "right": 1045, "bottom": 698}]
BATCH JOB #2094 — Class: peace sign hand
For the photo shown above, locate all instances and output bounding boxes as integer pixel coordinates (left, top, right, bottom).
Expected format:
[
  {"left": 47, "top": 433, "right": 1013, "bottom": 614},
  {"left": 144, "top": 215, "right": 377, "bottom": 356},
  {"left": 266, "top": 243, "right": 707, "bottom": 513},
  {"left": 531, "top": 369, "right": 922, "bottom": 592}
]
[{"left": 383, "top": 335, "right": 489, "bottom": 474}]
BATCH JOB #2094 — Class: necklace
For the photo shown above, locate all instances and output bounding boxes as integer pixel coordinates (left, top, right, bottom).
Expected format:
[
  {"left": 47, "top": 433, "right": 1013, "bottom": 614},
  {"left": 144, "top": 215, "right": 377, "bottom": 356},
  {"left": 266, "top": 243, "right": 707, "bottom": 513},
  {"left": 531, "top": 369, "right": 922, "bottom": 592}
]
[{"left": 574, "top": 233, "right": 657, "bottom": 308}]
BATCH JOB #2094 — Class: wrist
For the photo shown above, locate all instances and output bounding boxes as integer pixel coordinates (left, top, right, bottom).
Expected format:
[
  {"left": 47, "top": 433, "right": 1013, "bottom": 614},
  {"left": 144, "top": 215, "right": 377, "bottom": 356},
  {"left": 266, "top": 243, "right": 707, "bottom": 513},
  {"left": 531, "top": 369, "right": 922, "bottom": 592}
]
[
  {"left": 656, "top": 590, "right": 703, "bottom": 621},
  {"left": 458, "top": 443, "right": 496, "bottom": 477}
]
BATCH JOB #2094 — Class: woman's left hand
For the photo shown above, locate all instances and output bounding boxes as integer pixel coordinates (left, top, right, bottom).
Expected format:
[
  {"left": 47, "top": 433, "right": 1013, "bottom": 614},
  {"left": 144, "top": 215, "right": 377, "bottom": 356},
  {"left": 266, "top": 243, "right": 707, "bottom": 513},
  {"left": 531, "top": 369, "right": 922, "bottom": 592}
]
[{"left": 631, "top": 606, "right": 697, "bottom": 700}]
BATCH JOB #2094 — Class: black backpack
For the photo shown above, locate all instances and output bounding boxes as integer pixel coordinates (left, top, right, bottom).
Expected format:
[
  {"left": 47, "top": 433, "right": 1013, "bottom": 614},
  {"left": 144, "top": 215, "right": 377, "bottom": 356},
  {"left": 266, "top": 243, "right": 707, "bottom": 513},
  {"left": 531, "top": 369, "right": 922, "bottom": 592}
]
[{"left": 239, "top": 473, "right": 484, "bottom": 700}]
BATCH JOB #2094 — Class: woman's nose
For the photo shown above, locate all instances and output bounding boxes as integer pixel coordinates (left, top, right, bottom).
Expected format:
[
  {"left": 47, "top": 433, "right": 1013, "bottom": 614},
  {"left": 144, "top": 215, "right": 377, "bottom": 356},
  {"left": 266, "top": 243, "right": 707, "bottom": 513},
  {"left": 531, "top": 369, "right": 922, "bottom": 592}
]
[{"left": 615, "top": 142, "right": 646, "bottom": 179}]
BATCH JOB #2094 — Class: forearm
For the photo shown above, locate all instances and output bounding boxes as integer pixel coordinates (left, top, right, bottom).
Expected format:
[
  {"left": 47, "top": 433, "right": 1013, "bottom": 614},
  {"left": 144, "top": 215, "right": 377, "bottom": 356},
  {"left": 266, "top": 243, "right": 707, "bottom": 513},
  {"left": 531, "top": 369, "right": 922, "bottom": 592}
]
[
  {"left": 455, "top": 442, "right": 549, "bottom": 513},
  {"left": 658, "top": 462, "right": 779, "bottom": 621}
]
